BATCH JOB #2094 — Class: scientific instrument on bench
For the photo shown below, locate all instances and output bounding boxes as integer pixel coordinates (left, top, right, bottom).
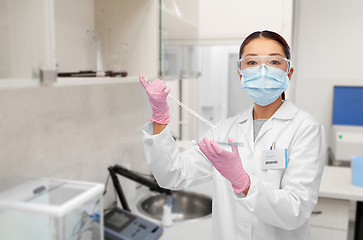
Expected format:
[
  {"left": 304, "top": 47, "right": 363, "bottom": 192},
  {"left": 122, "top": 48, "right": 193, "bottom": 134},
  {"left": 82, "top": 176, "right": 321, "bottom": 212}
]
[
  {"left": 330, "top": 86, "right": 363, "bottom": 164},
  {"left": 101, "top": 165, "right": 170, "bottom": 240},
  {"left": 103, "top": 207, "right": 162, "bottom": 240}
]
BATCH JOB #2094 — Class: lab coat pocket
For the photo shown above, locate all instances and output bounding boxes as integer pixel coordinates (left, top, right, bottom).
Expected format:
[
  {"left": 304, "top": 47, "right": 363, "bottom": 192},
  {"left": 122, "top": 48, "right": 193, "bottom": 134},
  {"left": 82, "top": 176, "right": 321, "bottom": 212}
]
[{"left": 264, "top": 169, "right": 283, "bottom": 189}]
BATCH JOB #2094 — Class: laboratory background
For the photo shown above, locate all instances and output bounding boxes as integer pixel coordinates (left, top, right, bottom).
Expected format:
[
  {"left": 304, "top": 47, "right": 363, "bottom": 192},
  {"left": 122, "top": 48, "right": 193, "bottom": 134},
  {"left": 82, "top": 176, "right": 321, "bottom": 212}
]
[{"left": 0, "top": 0, "right": 363, "bottom": 240}]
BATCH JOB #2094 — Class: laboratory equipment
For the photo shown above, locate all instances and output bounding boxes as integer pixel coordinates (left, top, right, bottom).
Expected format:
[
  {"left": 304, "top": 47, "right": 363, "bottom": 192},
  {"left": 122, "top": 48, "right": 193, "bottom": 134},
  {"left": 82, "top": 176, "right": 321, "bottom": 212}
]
[
  {"left": 137, "top": 191, "right": 212, "bottom": 222},
  {"left": 161, "top": 196, "right": 173, "bottom": 227},
  {"left": 108, "top": 165, "right": 171, "bottom": 212},
  {"left": 58, "top": 71, "right": 127, "bottom": 77},
  {"left": 145, "top": 78, "right": 219, "bottom": 130},
  {"left": 330, "top": 86, "right": 363, "bottom": 163},
  {"left": 351, "top": 156, "right": 363, "bottom": 188},
  {"left": 0, "top": 176, "right": 104, "bottom": 240},
  {"left": 105, "top": 165, "right": 165, "bottom": 240},
  {"left": 330, "top": 125, "right": 363, "bottom": 161},
  {"left": 103, "top": 207, "right": 163, "bottom": 240},
  {"left": 161, "top": 204, "right": 173, "bottom": 227},
  {"left": 192, "top": 140, "right": 244, "bottom": 147}
]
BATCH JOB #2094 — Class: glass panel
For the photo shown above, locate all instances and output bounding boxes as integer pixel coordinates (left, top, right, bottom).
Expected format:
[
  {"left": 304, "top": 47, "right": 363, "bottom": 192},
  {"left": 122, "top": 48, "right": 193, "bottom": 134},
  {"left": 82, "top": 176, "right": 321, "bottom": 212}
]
[
  {"left": 0, "top": 0, "right": 56, "bottom": 80},
  {"left": 162, "top": 45, "right": 200, "bottom": 78},
  {"left": 56, "top": 0, "right": 152, "bottom": 77},
  {"left": 0, "top": 176, "right": 102, "bottom": 240},
  {"left": 0, "top": 176, "right": 92, "bottom": 206},
  {"left": 64, "top": 195, "right": 101, "bottom": 240},
  {"left": 0, "top": 210, "right": 53, "bottom": 239},
  {"left": 160, "top": 0, "right": 200, "bottom": 79}
]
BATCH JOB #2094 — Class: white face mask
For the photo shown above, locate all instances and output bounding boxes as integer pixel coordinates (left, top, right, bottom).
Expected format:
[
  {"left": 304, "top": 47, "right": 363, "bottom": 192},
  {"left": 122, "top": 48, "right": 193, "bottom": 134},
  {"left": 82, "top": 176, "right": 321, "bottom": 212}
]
[{"left": 240, "top": 64, "right": 289, "bottom": 106}]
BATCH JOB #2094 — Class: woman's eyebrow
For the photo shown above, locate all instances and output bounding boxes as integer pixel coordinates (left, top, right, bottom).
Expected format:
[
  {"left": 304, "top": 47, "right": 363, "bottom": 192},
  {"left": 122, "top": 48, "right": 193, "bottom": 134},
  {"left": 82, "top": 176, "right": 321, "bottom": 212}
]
[
  {"left": 269, "top": 53, "right": 283, "bottom": 56},
  {"left": 244, "top": 53, "right": 283, "bottom": 57}
]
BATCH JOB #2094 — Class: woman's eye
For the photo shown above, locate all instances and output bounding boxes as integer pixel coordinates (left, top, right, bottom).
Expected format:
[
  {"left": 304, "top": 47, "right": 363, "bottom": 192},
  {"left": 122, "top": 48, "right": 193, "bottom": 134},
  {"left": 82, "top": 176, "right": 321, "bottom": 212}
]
[
  {"left": 270, "top": 60, "right": 281, "bottom": 65},
  {"left": 247, "top": 61, "right": 257, "bottom": 65}
]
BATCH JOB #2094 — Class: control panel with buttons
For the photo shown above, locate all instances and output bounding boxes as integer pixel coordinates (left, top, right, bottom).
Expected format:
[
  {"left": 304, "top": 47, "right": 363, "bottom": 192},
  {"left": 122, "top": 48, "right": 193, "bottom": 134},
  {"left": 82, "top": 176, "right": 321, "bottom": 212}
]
[{"left": 104, "top": 207, "right": 163, "bottom": 240}]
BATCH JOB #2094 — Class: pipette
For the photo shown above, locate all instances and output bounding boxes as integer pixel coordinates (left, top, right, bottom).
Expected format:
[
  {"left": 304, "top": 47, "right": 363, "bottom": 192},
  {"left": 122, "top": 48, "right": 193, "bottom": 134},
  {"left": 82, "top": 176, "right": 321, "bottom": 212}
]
[
  {"left": 191, "top": 140, "right": 244, "bottom": 147},
  {"left": 145, "top": 78, "right": 219, "bottom": 130}
]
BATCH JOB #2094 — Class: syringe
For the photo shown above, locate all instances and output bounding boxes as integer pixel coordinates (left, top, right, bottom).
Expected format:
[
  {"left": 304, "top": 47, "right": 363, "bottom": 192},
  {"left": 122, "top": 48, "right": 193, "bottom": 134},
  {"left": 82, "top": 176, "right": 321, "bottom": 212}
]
[{"left": 145, "top": 78, "right": 219, "bottom": 130}]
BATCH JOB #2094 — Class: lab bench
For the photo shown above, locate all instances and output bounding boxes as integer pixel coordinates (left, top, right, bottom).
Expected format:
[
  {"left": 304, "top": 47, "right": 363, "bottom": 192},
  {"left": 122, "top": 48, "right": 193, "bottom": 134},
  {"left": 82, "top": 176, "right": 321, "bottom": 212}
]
[
  {"left": 311, "top": 166, "right": 363, "bottom": 240},
  {"left": 128, "top": 182, "right": 213, "bottom": 240},
  {"left": 122, "top": 166, "right": 363, "bottom": 240}
]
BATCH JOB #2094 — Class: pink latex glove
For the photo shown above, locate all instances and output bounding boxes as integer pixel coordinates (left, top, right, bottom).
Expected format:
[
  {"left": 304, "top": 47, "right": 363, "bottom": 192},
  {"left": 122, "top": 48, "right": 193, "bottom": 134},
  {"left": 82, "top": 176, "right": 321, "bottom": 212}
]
[
  {"left": 197, "top": 137, "right": 251, "bottom": 193},
  {"left": 139, "top": 74, "right": 170, "bottom": 124}
]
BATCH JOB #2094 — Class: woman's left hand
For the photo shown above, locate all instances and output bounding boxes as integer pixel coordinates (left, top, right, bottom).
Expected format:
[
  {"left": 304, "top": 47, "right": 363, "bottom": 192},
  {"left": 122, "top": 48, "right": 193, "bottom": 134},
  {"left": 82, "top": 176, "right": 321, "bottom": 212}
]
[{"left": 197, "top": 137, "right": 250, "bottom": 193}]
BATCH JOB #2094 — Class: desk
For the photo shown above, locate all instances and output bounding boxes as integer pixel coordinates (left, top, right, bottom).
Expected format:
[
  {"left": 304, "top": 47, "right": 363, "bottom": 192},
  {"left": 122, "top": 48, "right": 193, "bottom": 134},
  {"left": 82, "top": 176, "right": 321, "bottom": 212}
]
[{"left": 313, "top": 166, "right": 363, "bottom": 240}]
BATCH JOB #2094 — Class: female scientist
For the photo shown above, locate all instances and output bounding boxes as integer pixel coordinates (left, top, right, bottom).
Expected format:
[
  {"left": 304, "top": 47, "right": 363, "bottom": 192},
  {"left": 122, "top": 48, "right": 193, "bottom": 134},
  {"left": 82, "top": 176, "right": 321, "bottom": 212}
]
[{"left": 139, "top": 30, "right": 326, "bottom": 240}]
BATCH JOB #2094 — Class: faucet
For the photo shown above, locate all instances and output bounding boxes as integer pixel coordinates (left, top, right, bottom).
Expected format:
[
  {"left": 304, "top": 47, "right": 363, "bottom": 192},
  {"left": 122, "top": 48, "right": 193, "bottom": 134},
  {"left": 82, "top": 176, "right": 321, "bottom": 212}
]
[{"left": 108, "top": 164, "right": 171, "bottom": 212}]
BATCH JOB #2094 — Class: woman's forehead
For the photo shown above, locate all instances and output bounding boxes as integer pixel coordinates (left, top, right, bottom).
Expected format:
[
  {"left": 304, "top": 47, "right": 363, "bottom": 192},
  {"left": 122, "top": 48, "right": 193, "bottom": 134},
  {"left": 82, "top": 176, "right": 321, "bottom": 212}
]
[{"left": 242, "top": 38, "right": 285, "bottom": 57}]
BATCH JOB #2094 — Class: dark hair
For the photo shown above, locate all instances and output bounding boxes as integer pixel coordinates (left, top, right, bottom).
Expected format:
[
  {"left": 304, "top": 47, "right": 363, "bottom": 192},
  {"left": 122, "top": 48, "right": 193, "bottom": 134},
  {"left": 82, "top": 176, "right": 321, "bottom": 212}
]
[{"left": 239, "top": 30, "right": 291, "bottom": 60}]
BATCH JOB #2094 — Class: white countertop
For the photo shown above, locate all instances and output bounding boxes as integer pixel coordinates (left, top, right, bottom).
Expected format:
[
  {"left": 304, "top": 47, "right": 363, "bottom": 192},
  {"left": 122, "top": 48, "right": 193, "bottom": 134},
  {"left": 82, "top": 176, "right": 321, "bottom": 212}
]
[
  {"left": 128, "top": 182, "right": 213, "bottom": 240},
  {"left": 319, "top": 166, "right": 363, "bottom": 201}
]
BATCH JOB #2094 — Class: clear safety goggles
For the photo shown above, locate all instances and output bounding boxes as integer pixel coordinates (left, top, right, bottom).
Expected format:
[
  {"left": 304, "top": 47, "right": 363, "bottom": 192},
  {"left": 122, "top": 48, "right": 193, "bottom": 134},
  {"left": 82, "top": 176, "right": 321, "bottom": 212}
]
[{"left": 237, "top": 55, "right": 291, "bottom": 74}]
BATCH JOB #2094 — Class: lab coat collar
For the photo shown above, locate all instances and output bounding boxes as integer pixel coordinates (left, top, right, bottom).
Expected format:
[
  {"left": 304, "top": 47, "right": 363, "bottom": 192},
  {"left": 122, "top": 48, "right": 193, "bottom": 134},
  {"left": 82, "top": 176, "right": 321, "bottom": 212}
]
[
  {"left": 271, "top": 99, "right": 298, "bottom": 120},
  {"left": 237, "top": 99, "right": 298, "bottom": 123},
  {"left": 236, "top": 99, "right": 298, "bottom": 147},
  {"left": 237, "top": 106, "right": 254, "bottom": 124}
]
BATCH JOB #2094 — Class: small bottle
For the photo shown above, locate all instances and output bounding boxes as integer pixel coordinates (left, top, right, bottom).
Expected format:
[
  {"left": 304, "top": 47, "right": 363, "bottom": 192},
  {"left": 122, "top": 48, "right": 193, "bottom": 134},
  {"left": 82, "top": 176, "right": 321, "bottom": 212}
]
[{"left": 161, "top": 204, "right": 173, "bottom": 227}]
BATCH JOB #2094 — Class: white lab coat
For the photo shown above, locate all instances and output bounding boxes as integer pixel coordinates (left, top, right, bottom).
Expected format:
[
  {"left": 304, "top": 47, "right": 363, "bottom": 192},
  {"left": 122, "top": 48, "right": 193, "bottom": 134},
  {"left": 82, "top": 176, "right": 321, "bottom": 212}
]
[{"left": 142, "top": 99, "right": 327, "bottom": 240}]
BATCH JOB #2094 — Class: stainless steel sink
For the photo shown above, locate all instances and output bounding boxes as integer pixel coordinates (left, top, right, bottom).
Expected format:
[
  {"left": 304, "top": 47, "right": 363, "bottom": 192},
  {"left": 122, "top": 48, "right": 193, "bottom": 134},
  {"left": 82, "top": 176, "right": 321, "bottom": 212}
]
[{"left": 137, "top": 191, "right": 212, "bottom": 222}]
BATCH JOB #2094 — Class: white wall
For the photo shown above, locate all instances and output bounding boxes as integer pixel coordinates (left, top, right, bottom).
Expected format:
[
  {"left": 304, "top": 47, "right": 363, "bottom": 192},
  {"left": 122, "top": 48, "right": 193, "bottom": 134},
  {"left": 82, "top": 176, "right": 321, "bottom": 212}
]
[
  {"left": 290, "top": 0, "right": 363, "bottom": 146},
  {"left": 0, "top": 81, "right": 152, "bottom": 208},
  {"left": 198, "top": 0, "right": 293, "bottom": 45}
]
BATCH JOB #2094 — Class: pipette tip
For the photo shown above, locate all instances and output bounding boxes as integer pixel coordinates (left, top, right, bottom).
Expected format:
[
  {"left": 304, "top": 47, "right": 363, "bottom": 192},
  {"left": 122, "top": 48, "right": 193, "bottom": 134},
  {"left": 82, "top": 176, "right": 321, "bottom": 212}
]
[
  {"left": 168, "top": 196, "right": 172, "bottom": 207},
  {"left": 192, "top": 140, "right": 244, "bottom": 147}
]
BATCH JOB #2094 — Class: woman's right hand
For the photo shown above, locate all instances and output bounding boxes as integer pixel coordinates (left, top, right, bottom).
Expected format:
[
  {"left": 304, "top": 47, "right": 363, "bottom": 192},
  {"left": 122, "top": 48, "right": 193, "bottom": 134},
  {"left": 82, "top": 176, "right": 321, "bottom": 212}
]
[{"left": 139, "top": 74, "right": 171, "bottom": 125}]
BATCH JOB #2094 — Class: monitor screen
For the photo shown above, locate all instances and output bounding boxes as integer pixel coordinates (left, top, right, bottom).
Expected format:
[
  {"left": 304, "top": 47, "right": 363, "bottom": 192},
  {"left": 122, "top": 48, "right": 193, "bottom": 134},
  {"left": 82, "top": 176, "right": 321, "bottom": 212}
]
[
  {"left": 333, "top": 86, "right": 363, "bottom": 126},
  {"left": 104, "top": 208, "right": 137, "bottom": 233}
]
